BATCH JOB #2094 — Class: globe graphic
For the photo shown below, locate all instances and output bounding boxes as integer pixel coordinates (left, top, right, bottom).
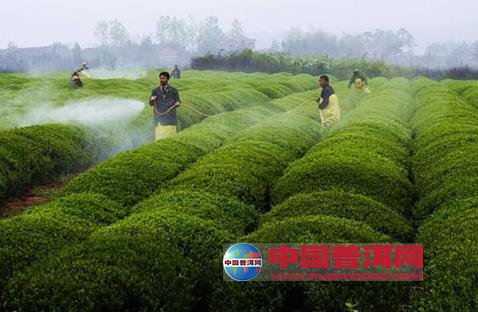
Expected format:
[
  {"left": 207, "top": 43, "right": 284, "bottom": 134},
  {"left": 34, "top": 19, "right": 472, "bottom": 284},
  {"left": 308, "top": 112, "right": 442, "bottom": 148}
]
[{"left": 224, "top": 243, "right": 262, "bottom": 281}]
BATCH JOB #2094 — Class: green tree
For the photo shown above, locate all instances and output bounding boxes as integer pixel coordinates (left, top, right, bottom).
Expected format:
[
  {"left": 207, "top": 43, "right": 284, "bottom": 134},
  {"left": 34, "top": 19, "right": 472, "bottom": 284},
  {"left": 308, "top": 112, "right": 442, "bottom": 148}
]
[
  {"left": 361, "top": 28, "right": 415, "bottom": 59},
  {"left": 94, "top": 21, "right": 109, "bottom": 46},
  {"left": 108, "top": 19, "right": 129, "bottom": 46},
  {"left": 94, "top": 19, "right": 129, "bottom": 47},
  {"left": 154, "top": 16, "right": 192, "bottom": 51},
  {"left": 229, "top": 19, "right": 244, "bottom": 40},
  {"left": 197, "top": 16, "right": 224, "bottom": 55}
]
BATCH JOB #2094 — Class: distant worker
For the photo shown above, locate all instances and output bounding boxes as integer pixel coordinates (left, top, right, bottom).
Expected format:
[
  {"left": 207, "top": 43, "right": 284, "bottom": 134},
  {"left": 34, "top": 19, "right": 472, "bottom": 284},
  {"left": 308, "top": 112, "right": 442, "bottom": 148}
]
[
  {"left": 78, "top": 61, "right": 91, "bottom": 79},
  {"left": 348, "top": 69, "right": 371, "bottom": 94},
  {"left": 171, "top": 65, "right": 181, "bottom": 79},
  {"left": 317, "top": 75, "right": 340, "bottom": 127},
  {"left": 149, "top": 71, "right": 181, "bottom": 140},
  {"left": 70, "top": 71, "right": 83, "bottom": 88},
  {"left": 79, "top": 61, "right": 89, "bottom": 72}
]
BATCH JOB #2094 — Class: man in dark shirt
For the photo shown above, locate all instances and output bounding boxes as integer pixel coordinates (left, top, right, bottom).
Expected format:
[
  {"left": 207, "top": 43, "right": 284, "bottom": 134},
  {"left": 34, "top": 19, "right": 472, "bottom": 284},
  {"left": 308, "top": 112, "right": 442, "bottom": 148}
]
[
  {"left": 149, "top": 71, "right": 181, "bottom": 140},
  {"left": 171, "top": 65, "right": 181, "bottom": 79},
  {"left": 317, "top": 75, "right": 341, "bottom": 127},
  {"left": 70, "top": 71, "right": 83, "bottom": 88}
]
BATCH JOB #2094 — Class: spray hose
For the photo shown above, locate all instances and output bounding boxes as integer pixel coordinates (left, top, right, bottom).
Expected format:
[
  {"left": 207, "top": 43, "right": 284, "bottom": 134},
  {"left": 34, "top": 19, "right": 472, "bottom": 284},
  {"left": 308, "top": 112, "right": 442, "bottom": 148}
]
[
  {"left": 180, "top": 97, "right": 312, "bottom": 118},
  {"left": 153, "top": 97, "right": 312, "bottom": 118},
  {"left": 153, "top": 102, "right": 210, "bottom": 118},
  {"left": 153, "top": 103, "right": 180, "bottom": 116},
  {"left": 289, "top": 97, "right": 314, "bottom": 112},
  {"left": 180, "top": 103, "right": 210, "bottom": 117}
]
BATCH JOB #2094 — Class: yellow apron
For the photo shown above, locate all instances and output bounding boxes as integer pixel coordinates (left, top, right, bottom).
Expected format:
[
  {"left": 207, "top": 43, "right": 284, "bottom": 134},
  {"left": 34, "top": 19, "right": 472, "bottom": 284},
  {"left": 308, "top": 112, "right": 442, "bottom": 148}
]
[
  {"left": 155, "top": 124, "right": 177, "bottom": 141},
  {"left": 319, "top": 94, "right": 341, "bottom": 127},
  {"left": 354, "top": 78, "right": 372, "bottom": 94}
]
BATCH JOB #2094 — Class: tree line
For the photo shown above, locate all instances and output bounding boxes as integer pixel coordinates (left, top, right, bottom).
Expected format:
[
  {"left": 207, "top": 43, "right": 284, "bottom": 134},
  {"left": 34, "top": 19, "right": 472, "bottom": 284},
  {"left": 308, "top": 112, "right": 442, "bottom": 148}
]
[
  {"left": 1, "top": 16, "right": 478, "bottom": 75},
  {"left": 191, "top": 49, "right": 478, "bottom": 80}
]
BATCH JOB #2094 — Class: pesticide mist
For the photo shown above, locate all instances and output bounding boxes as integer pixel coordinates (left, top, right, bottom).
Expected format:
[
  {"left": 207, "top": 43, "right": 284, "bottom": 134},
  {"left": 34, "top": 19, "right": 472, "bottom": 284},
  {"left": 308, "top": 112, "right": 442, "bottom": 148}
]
[
  {"left": 18, "top": 98, "right": 144, "bottom": 126},
  {"left": 17, "top": 98, "right": 150, "bottom": 157},
  {"left": 86, "top": 68, "right": 147, "bottom": 80}
]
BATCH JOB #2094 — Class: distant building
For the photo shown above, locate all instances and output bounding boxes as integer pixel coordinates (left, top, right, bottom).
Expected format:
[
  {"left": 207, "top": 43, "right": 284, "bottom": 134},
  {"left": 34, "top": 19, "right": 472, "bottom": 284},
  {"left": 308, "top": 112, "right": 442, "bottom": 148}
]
[
  {"left": 13, "top": 43, "right": 71, "bottom": 59},
  {"left": 0, "top": 42, "right": 184, "bottom": 72},
  {"left": 219, "top": 37, "right": 256, "bottom": 52},
  {"left": 159, "top": 46, "right": 180, "bottom": 64}
]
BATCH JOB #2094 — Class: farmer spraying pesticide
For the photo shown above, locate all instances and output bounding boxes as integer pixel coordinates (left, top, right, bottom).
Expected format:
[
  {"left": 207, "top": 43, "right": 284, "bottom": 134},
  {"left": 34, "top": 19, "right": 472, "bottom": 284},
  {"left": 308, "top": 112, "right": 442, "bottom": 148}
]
[
  {"left": 149, "top": 71, "right": 181, "bottom": 140},
  {"left": 171, "top": 65, "right": 181, "bottom": 79},
  {"left": 70, "top": 71, "right": 83, "bottom": 88},
  {"left": 348, "top": 69, "right": 371, "bottom": 94},
  {"left": 317, "top": 75, "right": 340, "bottom": 127}
]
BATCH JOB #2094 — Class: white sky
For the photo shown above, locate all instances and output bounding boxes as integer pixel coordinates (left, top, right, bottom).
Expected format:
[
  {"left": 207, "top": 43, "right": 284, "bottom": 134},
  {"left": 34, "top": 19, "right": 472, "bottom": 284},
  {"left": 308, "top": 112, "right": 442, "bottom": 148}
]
[{"left": 1, "top": 0, "right": 477, "bottom": 52}]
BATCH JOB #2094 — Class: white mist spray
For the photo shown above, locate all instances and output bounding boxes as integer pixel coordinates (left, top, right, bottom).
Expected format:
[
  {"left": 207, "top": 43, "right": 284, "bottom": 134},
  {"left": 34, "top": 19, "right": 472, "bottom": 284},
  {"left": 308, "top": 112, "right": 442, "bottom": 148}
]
[
  {"left": 18, "top": 98, "right": 145, "bottom": 127},
  {"left": 85, "top": 68, "right": 147, "bottom": 80},
  {"left": 15, "top": 98, "right": 150, "bottom": 158}
]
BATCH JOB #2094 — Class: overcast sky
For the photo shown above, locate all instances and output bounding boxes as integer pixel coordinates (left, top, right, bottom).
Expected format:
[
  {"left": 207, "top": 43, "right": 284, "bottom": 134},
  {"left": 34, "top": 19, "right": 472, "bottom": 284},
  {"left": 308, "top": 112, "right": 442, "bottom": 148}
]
[{"left": 1, "top": 0, "right": 477, "bottom": 52}]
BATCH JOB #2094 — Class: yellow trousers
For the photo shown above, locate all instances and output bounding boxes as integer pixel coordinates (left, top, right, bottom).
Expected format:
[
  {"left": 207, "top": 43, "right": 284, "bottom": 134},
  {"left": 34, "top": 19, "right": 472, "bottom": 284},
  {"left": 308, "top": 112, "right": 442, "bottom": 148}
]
[
  {"left": 354, "top": 78, "right": 372, "bottom": 94},
  {"left": 155, "top": 124, "right": 177, "bottom": 141},
  {"left": 319, "top": 94, "right": 341, "bottom": 127}
]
